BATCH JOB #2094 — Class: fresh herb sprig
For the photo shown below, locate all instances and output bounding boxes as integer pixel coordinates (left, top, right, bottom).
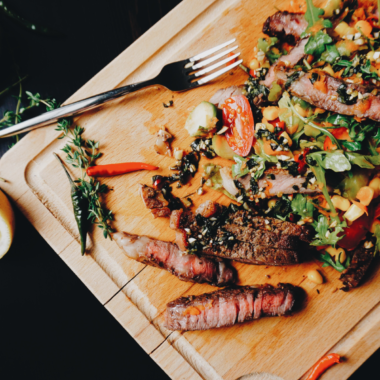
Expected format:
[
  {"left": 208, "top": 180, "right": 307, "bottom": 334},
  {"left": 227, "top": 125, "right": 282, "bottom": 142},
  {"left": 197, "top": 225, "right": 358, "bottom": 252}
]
[{"left": 60, "top": 124, "right": 114, "bottom": 239}]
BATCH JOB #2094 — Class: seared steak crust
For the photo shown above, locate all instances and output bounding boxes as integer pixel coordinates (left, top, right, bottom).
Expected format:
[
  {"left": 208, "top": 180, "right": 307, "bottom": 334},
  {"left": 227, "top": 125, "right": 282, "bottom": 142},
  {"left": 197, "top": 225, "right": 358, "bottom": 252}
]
[
  {"left": 139, "top": 184, "right": 170, "bottom": 218},
  {"left": 229, "top": 210, "right": 313, "bottom": 243},
  {"left": 289, "top": 71, "right": 380, "bottom": 121},
  {"left": 340, "top": 238, "right": 375, "bottom": 291},
  {"left": 263, "top": 11, "right": 307, "bottom": 42},
  {"left": 223, "top": 224, "right": 299, "bottom": 250},
  {"left": 165, "top": 283, "right": 298, "bottom": 331},
  {"left": 203, "top": 242, "right": 300, "bottom": 265},
  {"left": 113, "top": 232, "right": 236, "bottom": 287}
]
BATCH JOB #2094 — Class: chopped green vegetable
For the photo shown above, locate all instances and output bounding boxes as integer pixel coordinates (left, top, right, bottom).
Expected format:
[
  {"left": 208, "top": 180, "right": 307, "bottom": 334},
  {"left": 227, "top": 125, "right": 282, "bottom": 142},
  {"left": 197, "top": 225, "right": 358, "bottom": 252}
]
[
  {"left": 311, "top": 214, "right": 346, "bottom": 247},
  {"left": 317, "top": 250, "right": 351, "bottom": 271},
  {"left": 291, "top": 194, "right": 315, "bottom": 220}
]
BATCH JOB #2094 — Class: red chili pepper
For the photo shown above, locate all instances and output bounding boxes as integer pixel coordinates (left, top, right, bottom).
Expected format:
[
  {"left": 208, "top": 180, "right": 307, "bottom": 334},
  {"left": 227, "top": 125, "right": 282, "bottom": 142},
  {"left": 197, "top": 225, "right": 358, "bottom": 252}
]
[
  {"left": 305, "top": 353, "right": 342, "bottom": 380},
  {"left": 249, "top": 69, "right": 256, "bottom": 77},
  {"left": 86, "top": 162, "right": 159, "bottom": 177}
]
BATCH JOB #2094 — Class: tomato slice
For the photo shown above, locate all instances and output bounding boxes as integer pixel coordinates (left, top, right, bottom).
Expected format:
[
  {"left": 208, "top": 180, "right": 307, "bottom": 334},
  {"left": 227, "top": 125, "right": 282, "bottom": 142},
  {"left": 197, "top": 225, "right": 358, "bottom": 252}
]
[
  {"left": 222, "top": 95, "right": 255, "bottom": 157},
  {"left": 338, "top": 213, "right": 371, "bottom": 250}
]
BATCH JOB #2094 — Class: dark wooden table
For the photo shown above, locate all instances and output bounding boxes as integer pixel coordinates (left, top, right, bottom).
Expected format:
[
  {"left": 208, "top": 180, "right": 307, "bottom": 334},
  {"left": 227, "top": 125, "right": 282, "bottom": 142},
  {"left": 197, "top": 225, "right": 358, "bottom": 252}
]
[{"left": 0, "top": 1, "right": 377, "bottom": 379}]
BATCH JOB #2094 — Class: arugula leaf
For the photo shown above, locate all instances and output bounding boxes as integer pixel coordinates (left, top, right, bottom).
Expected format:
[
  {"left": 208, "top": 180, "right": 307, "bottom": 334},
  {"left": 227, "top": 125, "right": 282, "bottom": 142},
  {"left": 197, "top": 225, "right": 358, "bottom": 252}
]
[
  {"left": 291, "top": 194, "right": 315, "bottom": 219},
  {"left": 308, "top": 151, "right": 351, "bottom": 172},
  {"left": 232, "top": 154, "right": 267, "bottom": 180},
  {"left": 317, "top": 250, "right": 351, "bottom": 272},
  {"left": 320, "top": 43, "right": 340, "bottom": 64},
  {"left": 305, "top": 30, "right": 333, "bottom": 56},
  {"left": 345, "top": 152, "right": 378, "bottom": 169},
  {"left": 341, "top": 140, "right": 362, "bottom": 151},
  {"left": 311, "top": 214, "right": 346, "bottom": 246},
  {"left": 304, "top": 0, "right": 324, "bottom": 28},
  {"left": 257, "top": 37, "right": 281, "bottom": 64}
]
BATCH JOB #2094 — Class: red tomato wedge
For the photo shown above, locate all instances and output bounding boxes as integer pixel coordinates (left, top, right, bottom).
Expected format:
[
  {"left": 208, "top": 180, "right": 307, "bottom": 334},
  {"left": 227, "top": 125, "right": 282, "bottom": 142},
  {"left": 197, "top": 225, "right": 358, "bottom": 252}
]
[
  {"left": 338, "top": 213, "right": 371, "bottom": 250},
  {"left": 222, "top": 95, "right": 255, "bottom": 157}
]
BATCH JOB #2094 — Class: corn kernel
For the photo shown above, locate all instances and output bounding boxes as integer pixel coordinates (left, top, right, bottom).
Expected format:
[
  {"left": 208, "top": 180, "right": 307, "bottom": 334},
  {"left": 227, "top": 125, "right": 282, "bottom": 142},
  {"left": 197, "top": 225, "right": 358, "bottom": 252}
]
[
  {"left": 326, "top": 246, "right": 346, "bottom": 263},
  {"left": 263, "top": 106, "right": 280, "bottom": 121},
  {"left": 248, "top": 58, "right": 260, "bottom": 71},
  {"left": 369, "top": 178, "right": 380, "bottom": 198},
  {"left": 334, "top": 22, "right": 350, "bottom": 37},
  {"left": 331, "top": 195, "right": 351, "bottom": 211}
]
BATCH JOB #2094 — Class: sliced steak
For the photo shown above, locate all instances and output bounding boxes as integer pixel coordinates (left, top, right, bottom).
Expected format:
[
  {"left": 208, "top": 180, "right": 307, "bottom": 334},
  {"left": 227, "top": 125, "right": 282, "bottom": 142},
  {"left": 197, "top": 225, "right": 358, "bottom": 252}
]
[
  {"left": 288, "top": 71, "right": 380, "bottom": 121},
  {"left": 229, "top": 210, "right": 313, "bottom": 243},
  {"left": 113, "top": 232, "right": 236, "bottom": 287},
  {"left": 203, "top": 241, "right": 301, "bottom": 265},
  {"left": 340, "top": 238, "right": 375, "bottom": 291},
  {"left": 139, "top": 184, "right": 170, "bottom": 218},
  {"left": 209, "top": 85, "right": 244, "bottom": 109},
  {"left": 165, "top": 283, "right": 298, "bottom": 331},
  {"left": 263, "top": 11, "right": 307, "bottom": 42},
  {"left": 261, "top": 38, "right": 308, "bottom": 88},
  {"left": 223, "top": 224, "right": 299, "bottom": 250},
  {"left": 258, "top": 167, "right": 320, "bottom": 195}
]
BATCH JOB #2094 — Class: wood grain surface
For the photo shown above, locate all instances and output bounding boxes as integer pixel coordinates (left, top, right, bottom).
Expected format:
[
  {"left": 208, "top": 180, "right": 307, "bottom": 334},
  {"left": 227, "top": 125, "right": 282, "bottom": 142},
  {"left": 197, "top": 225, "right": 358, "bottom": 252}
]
[{"left": 1, "top": 0, "right": 380, "bottom": 379}]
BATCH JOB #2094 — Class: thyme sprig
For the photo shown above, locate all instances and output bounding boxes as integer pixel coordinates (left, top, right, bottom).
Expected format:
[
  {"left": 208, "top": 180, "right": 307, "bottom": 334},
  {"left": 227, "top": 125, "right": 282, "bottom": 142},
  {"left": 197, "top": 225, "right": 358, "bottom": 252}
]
[{"left": 61, "top": 124, "right": 114, "bottom": 239}]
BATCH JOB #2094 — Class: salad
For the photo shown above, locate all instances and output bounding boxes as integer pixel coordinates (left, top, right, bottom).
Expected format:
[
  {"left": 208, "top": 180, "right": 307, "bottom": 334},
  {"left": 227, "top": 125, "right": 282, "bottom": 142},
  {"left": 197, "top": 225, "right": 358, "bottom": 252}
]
[{"left": 180, "top": 0, "right": 380, "bottom": 289}]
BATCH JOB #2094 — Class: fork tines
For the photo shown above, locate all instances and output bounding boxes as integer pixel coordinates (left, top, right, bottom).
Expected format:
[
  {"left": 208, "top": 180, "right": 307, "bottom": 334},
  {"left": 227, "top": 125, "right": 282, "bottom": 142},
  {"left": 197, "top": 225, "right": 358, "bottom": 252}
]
[{"left": 186, "top": 38, "right": 243, "bottom": 85}]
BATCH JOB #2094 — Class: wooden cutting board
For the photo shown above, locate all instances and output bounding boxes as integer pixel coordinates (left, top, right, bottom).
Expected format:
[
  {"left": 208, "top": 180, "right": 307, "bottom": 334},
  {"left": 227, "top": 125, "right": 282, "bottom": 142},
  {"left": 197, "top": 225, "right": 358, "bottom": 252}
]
[{"left": 2, "top": 0, "right": 380, "bottom": 379}]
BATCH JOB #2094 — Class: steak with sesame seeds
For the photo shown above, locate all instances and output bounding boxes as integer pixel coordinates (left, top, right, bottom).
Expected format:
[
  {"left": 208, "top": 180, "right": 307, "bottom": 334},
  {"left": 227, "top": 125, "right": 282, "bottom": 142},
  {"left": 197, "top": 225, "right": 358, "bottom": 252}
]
[
  {"left": 165, "top": 283, "right": 300, "bottom": 331},
  {"left": 229, "top": 210, "right": 313, "bottom": 243},
  {"left": 170, "top": 201, "right": 312, "bottom": 265}
]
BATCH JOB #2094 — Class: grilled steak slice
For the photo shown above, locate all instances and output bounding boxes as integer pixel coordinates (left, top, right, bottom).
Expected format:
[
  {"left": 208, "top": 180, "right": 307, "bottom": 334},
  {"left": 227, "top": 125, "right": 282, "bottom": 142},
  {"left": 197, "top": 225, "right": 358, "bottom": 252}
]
[
  {"left": 165, "top": 283, "right": 298, "bottom": 331},
  {"left": 229, "top": 210, "right": 313, "bottom": 243},
  {"left": 288, "top": 70, "right": 380, "bottom": 121},
  {"left": 263, "top": 11, "right": 307, "bottom": 42},
  {"left": 203, "top": 241, "right": 301, "bottom": 265},
  {"left": 209, "top": 85, "right": 244, "bottom": 109},
  {"left": 261, "top": 38, "right": 308, "bottom": 88},
  {"left": 223, "top": 224, "right": 299, "bottom": 250},
  {"left": 113, "top": 232, "right": 236, "bottom": 286},
  {"left": 139, "top": 184, "right": 170, "bottom": 218},
  {"left": 258, "top": 167, "right": 320, "bottom": 195},
  {"left": 340, "top": 238, "right": 375, "bottom": 291}
]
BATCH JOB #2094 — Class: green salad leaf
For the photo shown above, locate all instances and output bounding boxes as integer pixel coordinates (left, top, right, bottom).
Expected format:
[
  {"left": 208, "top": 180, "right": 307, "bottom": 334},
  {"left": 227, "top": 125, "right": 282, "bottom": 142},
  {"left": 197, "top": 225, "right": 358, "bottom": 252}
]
[
  {"left": 231, "top": 154, "right": 267, "bottom": 180},
  {"left": 317, "top": 250, "right": 351, "bottom": 272},
  {"left": 304, "top": 0, "right": 325, "bottom": 28},
  {"left": 345, "top": 152, "right": 380, "bottom": 169},
  {"left": 311, "top": 214, "right": 347, "bottom": 246},
  {"left": 291, "top": 194, "right": 315, "bottom": 220},
  {"left": 308, "top": 151, "right": 351, "bottom": 172},
  {"left": 305, "top": 30, "right": 333, "bottom": 56}
]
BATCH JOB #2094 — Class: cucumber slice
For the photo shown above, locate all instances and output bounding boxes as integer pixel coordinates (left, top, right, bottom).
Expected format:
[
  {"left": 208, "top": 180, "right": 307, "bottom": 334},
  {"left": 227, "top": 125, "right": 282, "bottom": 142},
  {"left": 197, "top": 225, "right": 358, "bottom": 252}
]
[
  {"left": 212, "top": 134, "right": 235, "bottom": 160},
  {"left": 185, "top": 101, "right": 218, "bottom": 137}
]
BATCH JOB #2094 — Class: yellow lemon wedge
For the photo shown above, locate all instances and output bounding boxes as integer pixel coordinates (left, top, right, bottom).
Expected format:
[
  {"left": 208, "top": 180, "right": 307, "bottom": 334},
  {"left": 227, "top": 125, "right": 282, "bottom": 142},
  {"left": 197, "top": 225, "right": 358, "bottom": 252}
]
[{"left": 0, "top": 189, "right": 15, "bottom": 259}]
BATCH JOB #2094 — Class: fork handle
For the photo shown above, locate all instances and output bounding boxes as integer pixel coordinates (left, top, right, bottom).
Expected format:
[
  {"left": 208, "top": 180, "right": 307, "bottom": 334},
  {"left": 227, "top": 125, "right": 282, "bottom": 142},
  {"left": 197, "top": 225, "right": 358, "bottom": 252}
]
[{"left": 0, "top": 78, "right": 158, "bottom": 138}]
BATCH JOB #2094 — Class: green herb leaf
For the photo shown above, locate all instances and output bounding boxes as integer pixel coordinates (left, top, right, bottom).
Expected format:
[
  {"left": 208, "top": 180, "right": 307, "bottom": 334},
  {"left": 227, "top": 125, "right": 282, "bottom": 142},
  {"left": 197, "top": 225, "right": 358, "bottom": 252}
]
[
  {"left": 311, "top": 214, "right": 346, "bottom": 246},
  {"left": 317, "top": 250, "right": 351, "bottom": 271},
  {"left": 305, "top": 30, "right": 333, "bottom": 56},
  {"left": 304, "top": 0, "right": 324, "bottom": 28},
  {"left": 291, "top": 194, "right": 315, "bottom": 219}
]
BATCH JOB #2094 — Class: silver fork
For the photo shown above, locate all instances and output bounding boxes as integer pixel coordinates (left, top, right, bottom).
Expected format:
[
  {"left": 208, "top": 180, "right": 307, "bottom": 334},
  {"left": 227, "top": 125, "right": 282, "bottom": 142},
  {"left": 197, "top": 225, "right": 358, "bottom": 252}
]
[{"left": 0, "top": 39, "right": 242, "bottom": 138}]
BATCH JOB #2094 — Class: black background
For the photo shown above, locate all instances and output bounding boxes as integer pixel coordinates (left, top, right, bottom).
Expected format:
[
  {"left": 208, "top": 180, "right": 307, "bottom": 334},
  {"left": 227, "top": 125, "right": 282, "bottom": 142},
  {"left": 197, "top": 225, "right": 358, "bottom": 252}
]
[{"left": 0, "top": 1, "right": 378, "bottom": 379}]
